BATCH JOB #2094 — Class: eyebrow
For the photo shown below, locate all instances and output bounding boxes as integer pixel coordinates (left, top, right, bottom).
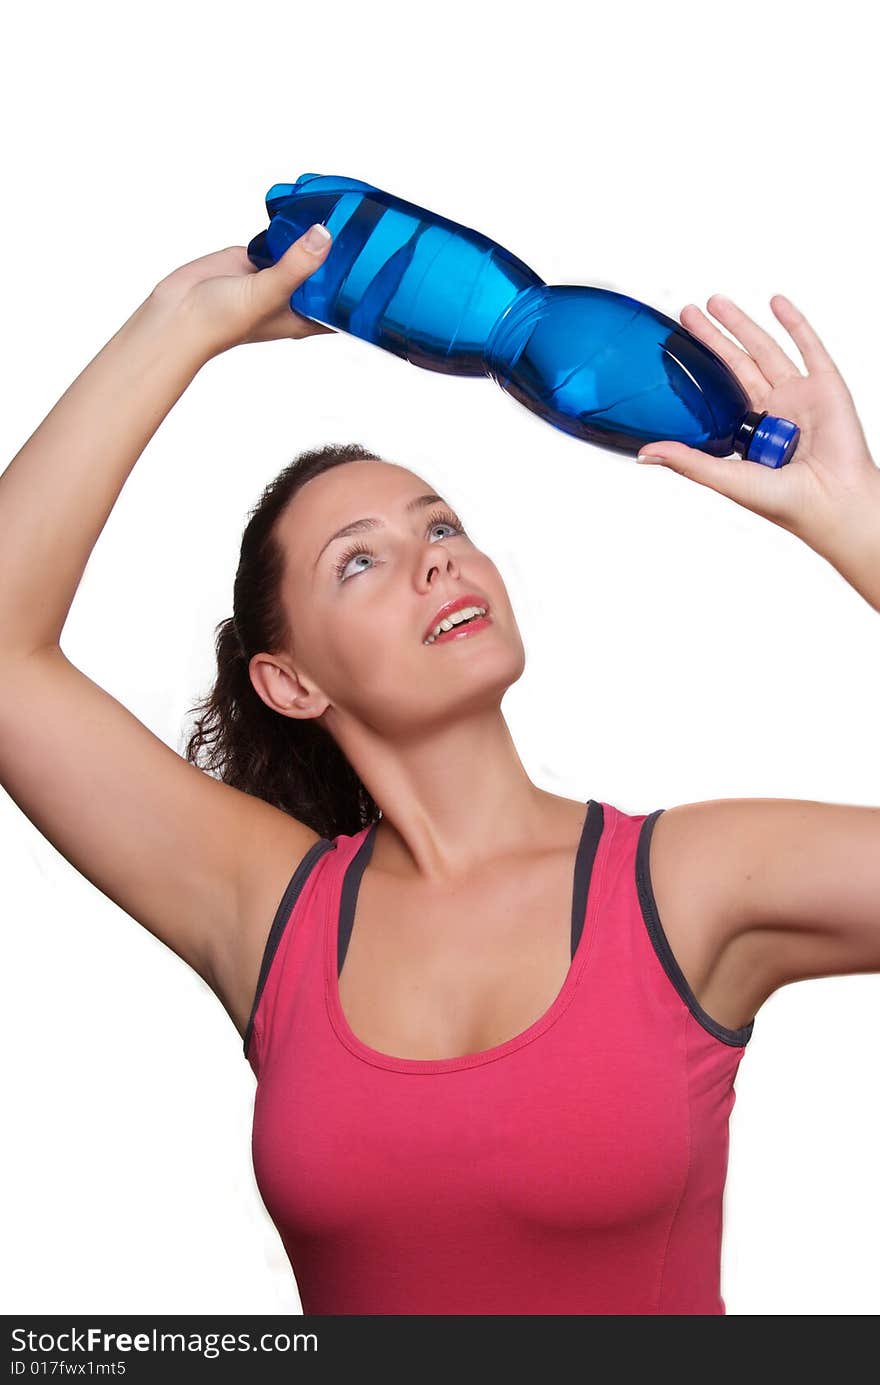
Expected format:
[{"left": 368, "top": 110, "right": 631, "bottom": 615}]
[{"left": 312, "top": 493, "right": 447, "bottom": 572}]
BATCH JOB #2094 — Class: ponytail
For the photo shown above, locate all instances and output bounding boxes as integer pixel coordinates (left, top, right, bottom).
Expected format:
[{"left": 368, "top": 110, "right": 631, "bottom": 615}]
[{"left": 183, "top": 442, "right": 384, "bottom": 840}]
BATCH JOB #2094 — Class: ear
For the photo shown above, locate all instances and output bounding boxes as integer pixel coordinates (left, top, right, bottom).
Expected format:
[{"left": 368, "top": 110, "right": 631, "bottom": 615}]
[{"left": 248, "top": 653, "right": 330, "bottom": 720}]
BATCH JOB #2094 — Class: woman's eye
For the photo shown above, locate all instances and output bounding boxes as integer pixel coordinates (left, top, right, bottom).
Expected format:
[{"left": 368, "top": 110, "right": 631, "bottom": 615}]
[
  {"left": 334, "top": 513, "right": 464, "bottom": 582},
  {"left": 335, "top": 546, "right": 373, "bottom": 582},
  {"left": 426, "top": 509, "right": 466, "bottom": 541}
]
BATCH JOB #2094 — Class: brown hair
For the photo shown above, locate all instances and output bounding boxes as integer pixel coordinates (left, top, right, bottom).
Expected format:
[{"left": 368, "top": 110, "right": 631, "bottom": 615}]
[{"left": 183, "top": 441, "right": 384, "bottom": 841}]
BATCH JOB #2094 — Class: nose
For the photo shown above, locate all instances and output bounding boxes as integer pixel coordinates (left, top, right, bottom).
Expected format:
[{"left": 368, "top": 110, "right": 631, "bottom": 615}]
[{"left": 420, "top": 540, "right": 459, "bottom": 587}]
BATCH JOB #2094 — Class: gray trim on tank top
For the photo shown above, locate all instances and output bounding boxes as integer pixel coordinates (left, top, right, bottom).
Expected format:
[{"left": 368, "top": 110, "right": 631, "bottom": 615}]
[
  {"left": 337, "top": 799, "right": 605, "bottom": 978},
  {"left": 635, "top": 808, "right": 755, "bottom": 1047},
  {"left": 242, "top": 836, "right": 335, "bottom": 1059}
]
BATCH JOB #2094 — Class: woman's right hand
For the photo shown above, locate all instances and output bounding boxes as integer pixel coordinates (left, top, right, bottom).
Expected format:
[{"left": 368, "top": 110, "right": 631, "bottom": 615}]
[{"left": 150, "top": 223, "right": 337, "bottom": 359}]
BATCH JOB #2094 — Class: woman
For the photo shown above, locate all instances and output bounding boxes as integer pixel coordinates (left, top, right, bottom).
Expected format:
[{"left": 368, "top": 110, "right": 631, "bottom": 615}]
[{"left": 1, "top": 223, "right": 878, "bottom": 1316}]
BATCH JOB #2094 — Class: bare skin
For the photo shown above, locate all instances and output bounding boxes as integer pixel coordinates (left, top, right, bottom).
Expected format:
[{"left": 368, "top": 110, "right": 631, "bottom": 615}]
[
  {"left": 1, "top": 223, "right": 878, "bottom": 1069},
  {"left": 223, "top": 287, "right": 880, "bottom": 1059},
  {"left": 232, "top": 453, "right": 763, "bottom": 1059}
]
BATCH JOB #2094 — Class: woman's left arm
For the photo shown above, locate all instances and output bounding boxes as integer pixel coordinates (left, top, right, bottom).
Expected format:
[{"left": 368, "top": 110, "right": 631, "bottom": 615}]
[{"left": 637, "top": 294, "right": 880, "bottom": 986}]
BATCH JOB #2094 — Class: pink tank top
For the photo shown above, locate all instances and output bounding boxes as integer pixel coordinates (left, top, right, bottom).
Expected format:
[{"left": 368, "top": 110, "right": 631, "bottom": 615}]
[{"left": 244, "top": 798, "right": 753, "bottom": 1315}]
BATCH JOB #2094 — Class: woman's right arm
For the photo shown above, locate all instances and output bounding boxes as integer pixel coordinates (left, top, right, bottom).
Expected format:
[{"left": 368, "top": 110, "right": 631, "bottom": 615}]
[{"left": 0, "top": 231, "right": 334, "bottom": 1042}]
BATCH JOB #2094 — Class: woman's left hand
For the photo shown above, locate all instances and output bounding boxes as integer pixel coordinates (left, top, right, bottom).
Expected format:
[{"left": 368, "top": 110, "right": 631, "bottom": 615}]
[{"left": 636, "top": 294, "right": 880, "bottom": 552}]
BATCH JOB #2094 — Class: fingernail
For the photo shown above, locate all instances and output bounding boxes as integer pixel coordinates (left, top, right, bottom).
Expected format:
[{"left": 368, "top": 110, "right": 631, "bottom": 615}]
[
  {"left": 637, "top": 453, "right": 665, "bottom": 464},
  {"left": 304, "top": 223, "right": 331, "bottom": 252}
]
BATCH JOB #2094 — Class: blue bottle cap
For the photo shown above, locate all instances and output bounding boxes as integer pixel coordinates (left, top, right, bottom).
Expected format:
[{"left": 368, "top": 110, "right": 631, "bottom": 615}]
[{"left": 744, "top": 414, "right": 801, "bottom": 468}]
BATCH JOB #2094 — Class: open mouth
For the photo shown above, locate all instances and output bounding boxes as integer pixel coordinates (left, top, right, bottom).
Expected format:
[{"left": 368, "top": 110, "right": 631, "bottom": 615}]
[{"left": 424, "top": 607, "right": 492, "bottom": 645}]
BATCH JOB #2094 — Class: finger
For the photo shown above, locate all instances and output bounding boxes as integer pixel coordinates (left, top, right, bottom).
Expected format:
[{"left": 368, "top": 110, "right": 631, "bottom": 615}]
[
  {"left": 285, "top": 317, "right": 337, "bottom": 340},
  {"left": 636, "top": 441, "right": 786, "bottom": 518},
  {"left": 221, "top": 246, "right": 259, "bottom": 274},
  {"left": 252, "top": 306, "right": 337, "bottom": 343},
  {"left": 251, "top": 224, "right": 332, "bottom": 310},
  {"left": 769, "top": 294, "right": 839, "bottom": 376},
  {"left": 704, "top": 294, "right": 804, "bottom": 387},
  {"left": 680, "top": 302, "right": 770, "bottom": 401}
]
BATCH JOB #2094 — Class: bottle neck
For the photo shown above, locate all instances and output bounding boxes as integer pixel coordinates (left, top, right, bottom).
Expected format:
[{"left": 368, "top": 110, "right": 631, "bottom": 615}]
[{"left": 733, "top": 410, "right": 769, "bottom": 459}]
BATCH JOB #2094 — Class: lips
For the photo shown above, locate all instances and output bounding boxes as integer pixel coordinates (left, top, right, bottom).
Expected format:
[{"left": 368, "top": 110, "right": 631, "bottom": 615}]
[{"left": 422, "top": 593, "right": 489, "bottom": 643}]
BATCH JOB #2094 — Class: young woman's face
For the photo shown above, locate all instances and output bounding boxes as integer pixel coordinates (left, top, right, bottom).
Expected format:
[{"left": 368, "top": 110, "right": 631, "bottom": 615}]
[{"left": 273, "top": 459, "right": 525, "bottom": 735}]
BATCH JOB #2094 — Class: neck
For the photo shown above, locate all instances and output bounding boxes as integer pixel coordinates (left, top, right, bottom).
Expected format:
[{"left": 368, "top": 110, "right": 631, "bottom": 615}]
[{"left": 326, "top": 703, "right": 584, "bottom": 882}]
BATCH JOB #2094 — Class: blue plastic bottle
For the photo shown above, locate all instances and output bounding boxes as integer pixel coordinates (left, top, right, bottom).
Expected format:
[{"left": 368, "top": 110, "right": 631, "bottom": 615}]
[{"left": 248, "top": 174, "right": 800, "bottom": 468}]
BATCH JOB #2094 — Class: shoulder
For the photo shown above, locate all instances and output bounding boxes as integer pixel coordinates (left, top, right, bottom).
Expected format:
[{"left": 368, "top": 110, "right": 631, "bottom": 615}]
[
  {"left": 639, "top": 798, "right": 778, "bottom": 1035},
  {"left": 212, "top": 809, "right": 334, "bottom": 1044},
  {"left": 647, "top": 798, "right": 755, "bottom": 925}
]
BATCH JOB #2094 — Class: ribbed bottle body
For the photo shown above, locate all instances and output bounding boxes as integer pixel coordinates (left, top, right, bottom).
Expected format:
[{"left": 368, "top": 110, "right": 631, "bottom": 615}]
[
  {"left": 485, "top": 285, "right": 750, "bottom": 455},
  {"left": 248, "top": 174, "right": 797, "bottom": 466},
  {"left": 248, "top": 173, "right": 542, "bottom": 377}
]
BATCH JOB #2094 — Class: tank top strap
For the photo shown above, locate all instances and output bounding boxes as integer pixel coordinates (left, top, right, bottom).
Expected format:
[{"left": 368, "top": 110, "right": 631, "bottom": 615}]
[
  {"left": 587, "top": 801, "right": 755, "bottom": 1051},
  {"left": 243, "top": 824, "right": 373, "bottom": 1077}
]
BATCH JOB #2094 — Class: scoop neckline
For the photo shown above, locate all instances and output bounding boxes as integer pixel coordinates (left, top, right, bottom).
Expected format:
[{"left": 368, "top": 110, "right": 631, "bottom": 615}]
[{"left": 323, "top": 798, "right": 609, "bottom": 1074}]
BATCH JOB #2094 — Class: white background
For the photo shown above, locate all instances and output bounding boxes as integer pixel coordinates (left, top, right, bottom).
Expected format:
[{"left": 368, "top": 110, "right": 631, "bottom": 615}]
[{"left": 2, "top": 0, "right": 878, "bottom": 1316}]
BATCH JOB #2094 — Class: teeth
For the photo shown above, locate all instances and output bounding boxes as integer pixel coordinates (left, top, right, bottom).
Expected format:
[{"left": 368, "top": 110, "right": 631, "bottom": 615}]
[{"left": 424, "top": 606, "right": 487, "bottom": 644}]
